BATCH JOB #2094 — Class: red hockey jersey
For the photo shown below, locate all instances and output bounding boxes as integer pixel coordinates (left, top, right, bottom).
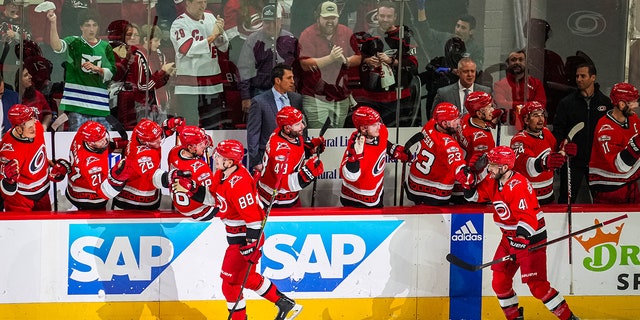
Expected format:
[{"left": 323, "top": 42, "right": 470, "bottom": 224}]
[
  {"left": 65, "top": 132, "right": 113, "bottom": 208},
  {"left": 510, "top": 128, "right": 557, "bottom": 203},
  {"left": 167, "top": 146, "right": 218, "bottom": 219}
]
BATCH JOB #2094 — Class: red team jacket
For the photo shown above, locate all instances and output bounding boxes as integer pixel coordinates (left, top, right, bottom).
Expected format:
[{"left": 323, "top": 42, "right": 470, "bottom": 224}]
[{"left": 510, "top": 128, "right": 557, "bottom": 203}]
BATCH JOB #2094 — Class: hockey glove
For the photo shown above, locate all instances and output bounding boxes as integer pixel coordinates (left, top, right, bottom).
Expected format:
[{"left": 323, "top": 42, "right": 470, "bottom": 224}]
[
  {"left": 109, "top": 158, "right": 136, "bottom": 187},
  {"left": 345, "top": 132, "right": 364, "bottom": 162},
  {"left": 299, "top": 156, "right": 324, "bottom": 183},
  {"left": 560, "top": 141, "right": 578, "bottom": 157},
  {"left": 171, "top": 174, "right": 198, "bottom": 197},
  {"left": 1, "top": 160, "right": 19, "bottom": 184},
  {"left": 626, "top": 134, "right": 640, "bottom": 159},
  {"left": 390, "top": 144, "right": 410, "bottom": 162},
  {"left": 543, "top": 152, "right": 566, "bottom": 170},
  {"left": 508, "top": 237, "right": 529, "bottom": 261},
  {"left": 48, "top": 158, "right": 71, "bottom": 182},
  {"left": 239, "top": 240, "right": 262, "bottom": 264},
  {"left": 109, "top": 137, "right": 128, "bottom": 152},
  {"left": 455, "top": 166, "right": 476, "bottom": 189},
  {"left": 304, "top": 137, "right": 326, "bottom": 155},
  {"left": 161, "top": 169, "right": 192, "bottom": 188},
  {"left": 162, "top": 117, "right": 185, "bottom": 137},
  {"left": 469, "top": 152, "right": 488, "bottom": 173},
  {"left": 488, "top": 108, "right": 506, "bottom": 128}
]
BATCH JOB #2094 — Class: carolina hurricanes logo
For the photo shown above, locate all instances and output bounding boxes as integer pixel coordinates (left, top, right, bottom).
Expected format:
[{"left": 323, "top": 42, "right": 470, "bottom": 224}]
[
  {"left": 507, "top": 179, "right": 521, "bottom": 190},
  {"left": 473, "top": 131, "right": 488, "bottom": 140},
  {"left": 29, "top": 145, "right": 47, "bottom": 174},
  {"left": 372, "top": 152, "right": 386, "bottom": 176},
  {"left": 86, "top": 156, "right": 100, "bottom": 166},
  {"left": 597, "top": 105, "right": 607, "bottom": 112},
  {"left": 493, "top": 200, "right": 511, "bottom": 220},
  {"left": 275, "top": 142, "right": 291, "bottom": 152},
  {"left": 0, "top": 143, "right": 14, "bottom": 152},
  {"left": 443, "top": 137, "right": 453, "bottom": 144},
  {"left": 217, "top": 195, "right": 228, "bottom": 214},
  {"left": 241, "top": 13, "right": 262, "bottom": 36},
  {"left": 229, "top": 175, "right": 242, "bottom": 188},
  {"left": 599, "top": 124, "right": 614, "bottom": 132},
  {"left": 511, "top": 142, "right": 524, "bottom": 155},
  {"left": 190, "top": 161, "right": 204, "bottom": 173},
  {"left": 137, "top": 145, "right": 151, "bottom": 153}
]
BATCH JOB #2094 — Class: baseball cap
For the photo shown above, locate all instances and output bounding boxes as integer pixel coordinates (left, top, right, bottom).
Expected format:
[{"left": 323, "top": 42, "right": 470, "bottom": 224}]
[
  {"left": 319, "top": 1, "right": 339, "bottom": 18},
  {"left": 262, "top": 4, "right": 283, "bottom": 21}
]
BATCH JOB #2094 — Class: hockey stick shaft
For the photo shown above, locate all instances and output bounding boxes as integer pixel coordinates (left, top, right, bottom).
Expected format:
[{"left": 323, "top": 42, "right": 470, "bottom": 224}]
[
  {"left": 310, "top": 116, "right": 330, "bottom": 207},
  {"left": 447, "top": 214, "right": 628, "bottom": 271},
  {"left": 228, "top": 152, "right": 290, "bottom": 319}
]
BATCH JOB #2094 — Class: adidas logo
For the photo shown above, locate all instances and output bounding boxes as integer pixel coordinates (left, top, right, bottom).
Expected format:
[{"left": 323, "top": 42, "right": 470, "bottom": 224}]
[{"left": 451, "top": 220, "right": 483, "bottom": 241}]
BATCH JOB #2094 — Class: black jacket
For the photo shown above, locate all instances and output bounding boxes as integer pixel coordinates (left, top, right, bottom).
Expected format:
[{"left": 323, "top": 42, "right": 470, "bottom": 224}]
[{"left": 553, "top": 84, "right": 612, "bottom": 168}]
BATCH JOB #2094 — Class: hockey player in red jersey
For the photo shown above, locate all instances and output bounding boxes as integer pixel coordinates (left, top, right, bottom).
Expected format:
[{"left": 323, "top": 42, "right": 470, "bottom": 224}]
[
  {"left": 465, "top": 146, "right": 579, "bottom": 320},
  {"left": 510, "top": 101, "right": 576, "bottom": 204},
  {"left": 166, "top": 125, "right": 219, "bottom": 220},
  {"left": 65, "top": 121, "right": 135, "bottom": 210},
  {"left": 589, "top": 82, "right": 640, "bottom": 203},
  {"left": 340, "top": 106, "right": 409, "bottom": 207},
  {"left": 0, "top": 104, "right": 70, "bottom": 211},
  {"left": 257, "top": 106, "right": 324, "bottom": 207},
  {"left": 404, "top": 102, "right": 476, "bottom": 205},
  {"left": 113, "top": 118, "right": 184, "bottom": 210},
  {"left": 213, "top": 139, "right": 302, "bottom": 320}
]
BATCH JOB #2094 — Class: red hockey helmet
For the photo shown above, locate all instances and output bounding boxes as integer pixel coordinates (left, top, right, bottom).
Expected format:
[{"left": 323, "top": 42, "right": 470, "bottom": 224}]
[
  {"left": 352, "top": 106, "right": 381, "bottom": 128},
  {"left": 134, "top": 119, "right": 162, "bottom": 144},
  {"left": 79, "top": 121, "right": 108, "bottom": 143},
  {"left": 179, "top": 126, "right": 209, "bottom": 147},
  {"left": 519, "top": 101, "right": 546, "bottom": 123},
  {"left": 276, "top": 106, "right": 304, "bottom": 127},
  {"left": 610, "top": 82, "right": 639, "bottom": 106},
  {"left": 8, "top": 104, "right": 36, "bottom": 126},
  {"left": 487, "top": 146, "right": 516, "bottom": 170},
  {"left": 216, "top": 139, "right": 244, "bottom": 164},
  {"left": 433, "top": 102, "right": 460, "bottom": 123},
  {"left": 465, "top": 91, "right": 493, "bottom": 114}
]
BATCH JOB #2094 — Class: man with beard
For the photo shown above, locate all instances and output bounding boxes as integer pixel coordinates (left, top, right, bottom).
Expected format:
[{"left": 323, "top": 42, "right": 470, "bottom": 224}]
[
  {"left": 494, "top": 50, "right": 546, "bottom": 131},
  {"left": 589, "top": 83, "right": 640, "bottom": 204},
  {"left": 404, "top": 102, "right": 476, "bottom": 205},
  {"left": 553, "top": 63, "right": 612, "bottom": 204},
  {"left": 432, "top": 57, "right": 492, "bottom": 116},
  {"left": 298, "top": 1, "right": 361, "bottom": 129},
  {"left": 352, "top": 1, "right": 418, "bottom": 127},
  {"left": 510, "top": 101, "right": 576, "bottom": 204}
]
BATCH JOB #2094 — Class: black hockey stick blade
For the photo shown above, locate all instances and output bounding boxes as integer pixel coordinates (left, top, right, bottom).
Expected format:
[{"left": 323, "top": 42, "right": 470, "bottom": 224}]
[
  {"left": 106, "top": 115, "right": 129, "bottom": 140},
  {"left": 446, "top": 253, "right": 513, "bottom": 271}
]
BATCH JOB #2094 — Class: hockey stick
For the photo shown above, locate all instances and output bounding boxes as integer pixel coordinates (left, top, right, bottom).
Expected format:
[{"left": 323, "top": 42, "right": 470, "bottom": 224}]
[
  {"left": 310, "top": 116, "right": 330, "bottom": 207},
  {"left": 106, "top": 115, "right": 129, "bottom": 140},
  {"left": 495, "top": 119, "right": 501, "bottom": 146},
  {"left": 48, "top": 113, "right": 69, "bottom": 212},
  {"left": 228, "top": 152, "right": 290, "bottom": 320},
  {"left": 446, "top": 214, "right": 628, "bottom": 272},
  {"left": 562, "top": 121, "right": 583, "bottom": 294},
  {"left": 400, "top": 132, "right": 426, "bottom": 204}
]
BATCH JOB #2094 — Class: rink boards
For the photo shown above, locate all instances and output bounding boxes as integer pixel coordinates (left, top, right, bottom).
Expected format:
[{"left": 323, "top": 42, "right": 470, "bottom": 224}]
[{"left": 0, "top": 206, "right": 637, "bottom": 320}]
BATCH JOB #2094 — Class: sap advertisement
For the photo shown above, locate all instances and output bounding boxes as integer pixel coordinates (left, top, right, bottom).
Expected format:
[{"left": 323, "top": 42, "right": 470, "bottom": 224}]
[{"left": 0, "top": 210, "right": 636, "bottom": 319}]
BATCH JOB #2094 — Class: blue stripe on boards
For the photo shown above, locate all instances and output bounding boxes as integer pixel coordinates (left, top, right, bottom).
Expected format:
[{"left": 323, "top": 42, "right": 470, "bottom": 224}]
[{"left": 449, "top": 213, "right": 484, "bottom": 320}]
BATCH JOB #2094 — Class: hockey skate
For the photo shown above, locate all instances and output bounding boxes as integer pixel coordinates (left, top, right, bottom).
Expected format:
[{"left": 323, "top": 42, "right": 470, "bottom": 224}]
[
  {"left": 274, "top": 294, "right": 303, "bottom": 320},
  {"left": 514, "top": 307, "right": 524, "bottom": 320},
  {"left": 568, "top": 314, "right": 580, "bottom": 320}
]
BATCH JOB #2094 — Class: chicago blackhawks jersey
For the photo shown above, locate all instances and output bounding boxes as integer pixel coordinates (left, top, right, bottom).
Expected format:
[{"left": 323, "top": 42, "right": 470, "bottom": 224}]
[
  {"left": 467, "top": 171, "right": 547, "bottom": 243},
  {"left": 405, "top": 120, "right": 467, "bottom": 204},
  {"left": 171, "top": 11, "right": 229, "bottom": 95},
  {"left": 257, "top": 129, "right": 306, "bottom": 207},
  {"left": 65, "top": 133, "right": 113, "bottom": 209},
  {"left": 589, "top": 112, "right": 640, "bottom": 192},
  {"left": 339, "top": 125, "right": 390, "bottom": 207},
  {"left": 0, "top": 122, "right": 49, "bottom": 200},
  {"left": 510, "top": 128, "right": 557, "bottom": 203},
  {"left": 56, "top": 36, "right": 116, "bottom": 116},
  {"left": 167, "top": 146, "right": 218, "bottom": 220}
]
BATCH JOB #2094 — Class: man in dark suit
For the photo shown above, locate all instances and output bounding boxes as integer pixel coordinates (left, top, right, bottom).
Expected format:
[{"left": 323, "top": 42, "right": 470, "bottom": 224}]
[
  {"left": 0, "top": 74, "right": 19, "bottom": 134},
  {"left": 432, "top": 57, "right": 491, "bottom": 117},
  {"left": 247, "top": 64, "right": 303, "bottom": 171}
]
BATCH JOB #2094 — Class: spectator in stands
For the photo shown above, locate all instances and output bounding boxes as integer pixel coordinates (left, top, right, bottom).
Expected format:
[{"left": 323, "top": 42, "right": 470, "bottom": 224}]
[
  {"left": 422, "top": 37, "right": 466, "bottom": 114},
  {"left": 15, "top": 68, "right": 52, "bottom": 130},
  {"left": 47, "top": 9, "right": 117, "bottom": 131},
  {"left": 60, "top": 0, "right": 94, "bottom": 38},
  {"left": 0, "top": 0, "right": 32, "bottom": 85},
  {"left": 432, "top": 57, "right": 492, "bottom": 116},
  {"left": 494, "top": 50, "right": 546, "bottom": 131},
  {"left": 238, "top": 3, "right": 298, "bottom": 116},
  {"left": 108, "top": 19, "right": 142, "bottom": 130},
  {"left": 246, "top": 64, "right": 303, "bottom": 172},
  {"left": 352, "top": 1, "right": 418, "bottom": 127},
  {"left": 0, "top": 74, "right": 19, "bottom": 134},
  {"left": 223, "top": 0, "right": 267, "bottom": 63},
  {"left": 298, "top": 1, "right": 360, "bottom": 128},
  {"left": 553, "top": 63, "right": 612, "bottom": 204},
  {"left": 170, "top": 0, "right": 229, "bottom": 129},
  {"left": 416, "top": 11, "right": 483, "bottom": 69}
]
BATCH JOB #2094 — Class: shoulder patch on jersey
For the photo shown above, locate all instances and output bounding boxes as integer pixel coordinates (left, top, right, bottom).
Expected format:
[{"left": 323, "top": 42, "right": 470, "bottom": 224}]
[
  {"left": 137, "top": 145, "right": 151, "bottom": 153},
  {"left": 597, "top": 105, "right": 607, "bottom": 112},
  {"left": 599, "top": 124, "right": 614, "bottom": 132},
  {"left": 276, "top": 141, "right": 292, "bottom": 152},
  {"left": 196, "top": 171, "right": 211, "bottom": 183},
  {"left": 228, "top": 175, "right": 242, "bottom": 188},
  {"left": 86, "top": 156, "right": 100, "bottom": 166},
  {"left": 446, "top": 146, "right": 460, "bottom": 153},
  {"left": 0, "top": 143, "right": 14, "bottom": 152},
  {"left": 474, "top": 144, "right": 489, "bottom": 152},
  {"left": 598, "top": 135, "right": 611, "bottom": 142},
  {"left": 138, "top": 156, "right": 152, "bottom": 163},
  {"left": 473, "top": 131, "right": 488, "bottom": 141},
  {"left": 442, "top": 137, "right": 454, "bottom": 145},
  {"left": 507, "top": 179, "right": 521, "bottom": 190},
  {"left": 190, "top": 161, "right": 205, "bottom": 173},
  {"left": 88, "top": 166, "right": 102, "bottom": 175}
]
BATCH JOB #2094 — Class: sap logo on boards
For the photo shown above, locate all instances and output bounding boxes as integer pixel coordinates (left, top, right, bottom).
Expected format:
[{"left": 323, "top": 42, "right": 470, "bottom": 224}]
[
  {"left": 68, "top": 222, "right": 209, "bottom": 295},
  {"left": 261, "top": 220, "right": 403, "bottom": 292}
]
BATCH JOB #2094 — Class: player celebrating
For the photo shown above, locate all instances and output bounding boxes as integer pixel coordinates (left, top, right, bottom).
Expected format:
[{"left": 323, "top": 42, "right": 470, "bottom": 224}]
[
  {"left": 510, "top": 101, "right": 576, "bottom": 204},
  {"left": 112, "top": 118, "right": 184, "bottom": 210},
  {"left": 0, "top": 104, "right": 69, "bottom": 211},
  {"left": 211, "top": 139, "right": 302, "bottom": 320},
  {"left": 257, "top": 106, "right": 324, "bottom": 207},
  {"left": 465, "top": 146, "right": 579, "bottom": 320},
  {"left": 166, "top": 125, "right": 218, "bottom": 220},
  {"left": 589, "top": 82, "right": 640, "bottom": 203},
  {"left": 65, "top": 121, "right": 134, "bottom": 210},
  {"left": 404, "top": 102, "right": 476, "bottom": 205},
  {"left": 340, "top": 106, "right": 409, "bottom": 207}
]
